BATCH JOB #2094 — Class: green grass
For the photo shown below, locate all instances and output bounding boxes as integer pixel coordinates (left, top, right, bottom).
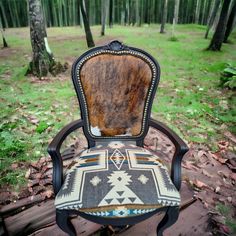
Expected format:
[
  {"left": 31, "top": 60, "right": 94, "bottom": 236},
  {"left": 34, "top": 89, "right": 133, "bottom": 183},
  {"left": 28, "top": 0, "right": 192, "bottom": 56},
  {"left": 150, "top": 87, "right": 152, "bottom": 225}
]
[
  {"left": 216, "top": 204, "right": 236, "bottom": 234},
  {"left": 0, "top": 24, "right": 236, "bottom": 189}
]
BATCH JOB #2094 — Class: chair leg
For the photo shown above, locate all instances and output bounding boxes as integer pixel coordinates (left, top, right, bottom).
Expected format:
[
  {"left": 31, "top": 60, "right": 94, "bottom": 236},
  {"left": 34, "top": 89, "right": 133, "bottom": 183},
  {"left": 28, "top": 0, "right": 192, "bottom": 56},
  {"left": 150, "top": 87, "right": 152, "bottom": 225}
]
[
  {"left": 56, "top": 209, "right": 76, "bottom": 236},
  {"left": 156, "top": 207, "right": 179, "bottom": 236}
]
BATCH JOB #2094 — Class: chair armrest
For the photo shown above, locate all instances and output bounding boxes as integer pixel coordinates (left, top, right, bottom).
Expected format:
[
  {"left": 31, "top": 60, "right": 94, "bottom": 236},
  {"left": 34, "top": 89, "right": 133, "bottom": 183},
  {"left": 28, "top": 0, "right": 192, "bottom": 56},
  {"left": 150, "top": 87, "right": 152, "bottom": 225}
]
[
  {"left": 47, "top": 119, "right": 84, "bottom": 194},
  {"left": 148, "top": 118, "right": 189, "bottom": 190}
]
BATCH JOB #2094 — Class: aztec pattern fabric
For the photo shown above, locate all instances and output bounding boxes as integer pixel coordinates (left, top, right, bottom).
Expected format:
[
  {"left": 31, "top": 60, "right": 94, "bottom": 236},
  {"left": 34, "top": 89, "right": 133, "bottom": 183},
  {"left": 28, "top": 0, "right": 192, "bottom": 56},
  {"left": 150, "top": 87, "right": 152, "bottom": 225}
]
[{"left": 55, "top": 141, "right": 180, "bottom": 218}]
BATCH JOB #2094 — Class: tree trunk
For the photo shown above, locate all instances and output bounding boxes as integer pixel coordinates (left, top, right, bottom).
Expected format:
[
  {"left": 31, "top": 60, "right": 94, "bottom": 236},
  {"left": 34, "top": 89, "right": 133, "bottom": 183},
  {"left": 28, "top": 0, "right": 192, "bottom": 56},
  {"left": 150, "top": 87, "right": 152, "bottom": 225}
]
[
  {"left": 160, "top": 0, "right": 168, "bottom": 33},
  {"left": 125, "top": 1, "right": 130, "bottom": 25},
  {"left": 207, "top": 0, "right": 231, "bottom": 51},
  {"left": 28, "top": 0, "right": 55, "bottom": 77},
  {"left": 195, "top": 0, "right": 200, "bottom": 24},
  {"left": 201, "top": 0, "right": 207, "bottom": 25},
  {"left": 0, "top": 11, "right": 8, "bottom": 48},
  {"left": 0, "top": 1, "right": 9, "bottom": 28},
  {"left": 224, "top": 0, "right": 236, "bottom": 42},
  {"left": 84, "top": 0, "right": 90, "bottom": 22},
  {"left": 205, "top": 0, "right": 221, "bottom": 39},
  {"left": 79, "top": 0, "right": 95, "bottom": 47},
  {"left": 109, "top": 0, "right": 113, "bottom": 28},
  {"left": 172, "top": 0, "right": 180, "bottom": 36},
  {"left": 1, "top": 31, "right": 8, "bottom": 48},
  {"left": 101, "top": 0, "right": 107, "bottom": 36},
  {"left": 135, "top": 0, "right": 140, "bottom": 26}
]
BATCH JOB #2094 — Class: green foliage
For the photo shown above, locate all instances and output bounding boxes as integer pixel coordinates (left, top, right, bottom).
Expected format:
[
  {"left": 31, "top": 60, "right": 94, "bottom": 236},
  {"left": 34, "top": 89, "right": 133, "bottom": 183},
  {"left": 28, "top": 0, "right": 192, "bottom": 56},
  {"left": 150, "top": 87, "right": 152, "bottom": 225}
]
[
  {"left": 0, "top": 129, "right": 26, "bottom": 160},
  {"left": 36, "top": 121, "right": 50, "bottom": 134},
  {"left": 220, "top": 64, "right": 236, "bottom": 89},
  {"left": 0, "top": 122, "right": 28, "bottom": 187},
  {"left": 168, "top": 36, "right": 178, "bottom": 41},
  {"left": 216, "top": 204, "right": 236, "bottom": 234}
]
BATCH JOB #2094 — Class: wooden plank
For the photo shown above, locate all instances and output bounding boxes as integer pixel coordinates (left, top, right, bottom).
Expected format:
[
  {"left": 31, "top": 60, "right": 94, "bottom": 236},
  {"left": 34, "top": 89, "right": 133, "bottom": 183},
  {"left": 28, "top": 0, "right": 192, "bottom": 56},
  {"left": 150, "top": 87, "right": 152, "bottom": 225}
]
[
  {"left": 5, "top": 200, "right": 55, "bottom": 236},
  {"left": 31, "top": 217, "right": 101, "bottom": 236},
  {"left": 0, "top": 194, "right": 44, "bottom": 216},
  {"left": 5, "top": 200, "right": 101, "bottom": 236}
]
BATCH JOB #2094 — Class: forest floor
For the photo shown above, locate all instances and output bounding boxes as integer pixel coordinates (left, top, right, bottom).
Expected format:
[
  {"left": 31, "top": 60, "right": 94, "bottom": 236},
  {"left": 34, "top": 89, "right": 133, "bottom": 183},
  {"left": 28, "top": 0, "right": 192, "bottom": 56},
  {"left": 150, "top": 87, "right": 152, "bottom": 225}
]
[{"left": 0, "top": 24, "right": 236, "bottom": 235}]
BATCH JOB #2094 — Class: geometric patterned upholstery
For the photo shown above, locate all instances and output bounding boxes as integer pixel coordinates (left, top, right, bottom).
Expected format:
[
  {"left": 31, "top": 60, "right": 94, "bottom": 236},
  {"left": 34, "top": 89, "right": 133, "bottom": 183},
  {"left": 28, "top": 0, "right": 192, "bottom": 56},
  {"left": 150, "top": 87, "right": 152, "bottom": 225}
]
[{"left": 55, "top": 141, "right": 180, "bottom": 218}]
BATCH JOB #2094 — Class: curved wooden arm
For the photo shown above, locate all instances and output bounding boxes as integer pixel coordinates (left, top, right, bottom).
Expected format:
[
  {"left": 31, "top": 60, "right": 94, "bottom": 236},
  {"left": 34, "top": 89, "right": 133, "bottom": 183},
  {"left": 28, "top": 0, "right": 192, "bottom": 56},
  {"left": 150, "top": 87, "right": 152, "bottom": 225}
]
[
  {"left": 148, "top": 118, "right": 189, "bottom": 190},
  {"left": 47, "top": 119, "right": 84, "bottom": 194}
]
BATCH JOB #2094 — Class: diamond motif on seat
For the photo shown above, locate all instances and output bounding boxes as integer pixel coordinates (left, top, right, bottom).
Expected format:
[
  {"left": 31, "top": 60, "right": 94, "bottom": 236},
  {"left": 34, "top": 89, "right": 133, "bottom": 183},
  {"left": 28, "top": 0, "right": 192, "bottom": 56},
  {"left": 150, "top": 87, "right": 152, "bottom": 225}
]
[
  {"left": 110, "top": 149, "right": 125, "bottom": 170},
  {"left": 113, "top": 206, "right": 130, "bottom": 217},
  {"left": 138, "top": 174, "right": 149, "bottom": 184},
  {"left": 90, "top": 176, "right": 101, "bottom": 186}
]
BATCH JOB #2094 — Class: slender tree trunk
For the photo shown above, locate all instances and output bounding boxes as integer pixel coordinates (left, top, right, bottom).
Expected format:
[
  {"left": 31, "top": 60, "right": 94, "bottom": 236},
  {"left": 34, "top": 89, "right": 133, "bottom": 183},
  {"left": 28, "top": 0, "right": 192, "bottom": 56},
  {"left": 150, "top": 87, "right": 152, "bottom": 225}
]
[
  {"left": 1, "top": 32, "right": 8, "bottom": 48},
  {"left": 0, "top": 8, "right": 8, "bottom": 47},
  {"left": 28, "top": 0, "right": 55, "bottom": 77},
  {"left": 84, "top": 0, "right": 90, "bottom": 23},
  {"left": 201, "top": 0, "right": 207, "bottom": 25},
  {"left": 207, "top": 0, "right": 231, "bottom": 51},
  {"left": 109, "top": 0, "right": 113, "bottom": 28},
  {"left": 205, "top": 0, "right": 221, "bottom": 39},
  {"left": 172, "top": 0, "right": 180, "bottom": 36},
  {"left": 160, "top": 0, "right": 168, "bottom": 33},
  {"left": 0, "top": 28, "right": 8, "bottom": 48},
  {"left": 79, "top": 0, "right": 95, "bottom": 47},
  {"left": 224, "top": 0, "right": 236, "bottom": 42},
  {"left": 135, "top": 0, "right": 140, "bottom": 26},
  {"left": 195, "top": 0, "right": 200, "bottom": 24},
  {"left": 0, "top": 2, "right": 9, "bottom": 28},
  {"left": 101, "top": 0, "right": 107, "bottom": 36},
  {"left": 125, "top": 1, "right": 130, "bottom": 25}
]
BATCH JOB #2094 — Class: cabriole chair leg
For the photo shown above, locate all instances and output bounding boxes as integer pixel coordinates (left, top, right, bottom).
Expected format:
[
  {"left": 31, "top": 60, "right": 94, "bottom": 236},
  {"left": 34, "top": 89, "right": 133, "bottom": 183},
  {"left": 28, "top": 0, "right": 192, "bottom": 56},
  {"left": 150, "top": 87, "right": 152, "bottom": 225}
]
[
  {"left": 156, "top": 207, "right": 179, "bottom": 236},
  {"left": 56, "top": 209, "right": 76, "bottom": 236}
]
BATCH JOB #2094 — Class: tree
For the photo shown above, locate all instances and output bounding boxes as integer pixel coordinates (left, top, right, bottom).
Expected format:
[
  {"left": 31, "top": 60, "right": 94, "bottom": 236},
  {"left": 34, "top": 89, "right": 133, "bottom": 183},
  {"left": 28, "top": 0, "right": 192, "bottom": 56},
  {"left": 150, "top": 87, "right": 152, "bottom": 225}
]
[
  {"left": 0, "top": 29, "right": 8, "bottom": 48},
  {"left": 205, "top": 0, "right": 221, "bottom": 39},
  {"left": 160, "top": 0, "right": 168, "bottom": 33},
  {"left": 28, "top": 0, "right": 55, "bottom": 77},
  {"left": 135, "top": 0, "right": 141, "bottom": 26},
  {"left": 172, "top": 0, "right": 180, "bottom": 36},
  {"left": 109, "top": 0, "right": 113, "bottom": 28},
  {"left": 79, "top": 0, "right": 95, "bottom": 47},
  {"left": 101, "top": 0, "right": 107, "bottom": 36},
  {"left": 207, "top": 0, "right": 231, "bottom": 51},
  {"left": 224, "top": 0, "right": 236, "bottom": 42},
  {"left": 0, "top": 11, "right": 8, "bottom": 47},
  {"left": 195, "top": 0, "right": 200, "bottom": 24}
]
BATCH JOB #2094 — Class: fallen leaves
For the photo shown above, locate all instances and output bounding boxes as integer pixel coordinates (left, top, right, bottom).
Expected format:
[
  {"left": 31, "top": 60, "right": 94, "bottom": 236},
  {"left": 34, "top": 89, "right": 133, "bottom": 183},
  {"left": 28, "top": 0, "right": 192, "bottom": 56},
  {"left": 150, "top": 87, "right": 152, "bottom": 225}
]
[
  {"left": 182, "top": 161, "right": 199, "bottom": 171},
  {"left": 210, "top": 152, "right": 228, "bottom": 164},
  {"left": 27, "top": 115, "right": 39, "bottom": 125},
  {"left": 224, "top": 131, "right": 236, "bottom": 144},
  {"left": 229, "top": 172, "right": 236, "bottom": 181},
  {"left": 215, "top": 186, "right": 220, "bottom": 193},
  {"left": 217, "top": 140, "right": 229, "bottom": 151},
  {"left": 192, "top": 179, "right": 211, "bottom": 190},
  {"left": 202, "top": 169, "right": 213, "bottom": 178}
]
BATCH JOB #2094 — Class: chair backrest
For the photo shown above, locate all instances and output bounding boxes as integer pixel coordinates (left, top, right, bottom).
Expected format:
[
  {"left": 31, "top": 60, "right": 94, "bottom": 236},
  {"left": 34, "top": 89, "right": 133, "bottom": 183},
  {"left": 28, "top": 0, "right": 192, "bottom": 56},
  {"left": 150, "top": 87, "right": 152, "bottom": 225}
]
[{"left": 72, "top": 41, "right": 160, "bottom": 143}]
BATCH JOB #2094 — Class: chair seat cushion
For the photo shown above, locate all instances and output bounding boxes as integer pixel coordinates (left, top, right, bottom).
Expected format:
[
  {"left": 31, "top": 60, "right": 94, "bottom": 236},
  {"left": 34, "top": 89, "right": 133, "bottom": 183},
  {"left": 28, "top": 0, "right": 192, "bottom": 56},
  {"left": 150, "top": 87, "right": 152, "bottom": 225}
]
[{"left": 55, "top": 141, "right": 180, "bottom": 218}]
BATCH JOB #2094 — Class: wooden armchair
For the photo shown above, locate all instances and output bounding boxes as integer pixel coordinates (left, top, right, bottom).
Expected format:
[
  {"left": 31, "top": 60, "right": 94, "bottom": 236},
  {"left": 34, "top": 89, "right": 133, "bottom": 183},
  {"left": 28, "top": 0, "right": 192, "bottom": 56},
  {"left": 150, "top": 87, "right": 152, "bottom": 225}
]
[{"left": 48, "top": 41, "right": 189, "bottom": 236}]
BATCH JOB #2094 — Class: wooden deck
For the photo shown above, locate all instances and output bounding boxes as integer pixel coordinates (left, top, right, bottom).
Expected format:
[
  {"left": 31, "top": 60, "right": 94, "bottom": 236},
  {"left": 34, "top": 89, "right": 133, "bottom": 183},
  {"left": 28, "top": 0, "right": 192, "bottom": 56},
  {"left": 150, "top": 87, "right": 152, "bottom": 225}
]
[{"left": 4, "top": 182, "right": 209, "bottom": 236}]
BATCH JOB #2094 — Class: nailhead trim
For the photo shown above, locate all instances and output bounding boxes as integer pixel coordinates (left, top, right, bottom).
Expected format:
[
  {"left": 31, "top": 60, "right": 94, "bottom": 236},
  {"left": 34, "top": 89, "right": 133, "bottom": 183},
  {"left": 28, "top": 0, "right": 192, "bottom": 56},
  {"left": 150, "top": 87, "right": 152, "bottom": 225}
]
[{"left": 76, "top": 49, "right": 158, "bottom": 139}]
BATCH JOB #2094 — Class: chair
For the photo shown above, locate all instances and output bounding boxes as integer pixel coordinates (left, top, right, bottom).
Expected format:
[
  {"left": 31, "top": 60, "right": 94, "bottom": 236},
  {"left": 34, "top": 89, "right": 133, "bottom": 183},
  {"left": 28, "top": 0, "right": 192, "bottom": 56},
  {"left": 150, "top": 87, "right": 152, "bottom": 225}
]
[{"left": 48, "top": 40, "right": 189, "bottom": 236}]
